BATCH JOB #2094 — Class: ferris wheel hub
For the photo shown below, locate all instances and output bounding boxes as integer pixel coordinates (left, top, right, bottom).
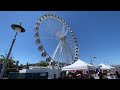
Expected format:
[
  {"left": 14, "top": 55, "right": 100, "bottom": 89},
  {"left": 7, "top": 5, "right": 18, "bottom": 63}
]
[{"left": 60, "top": 36, "right": 66, "bottom": 42}]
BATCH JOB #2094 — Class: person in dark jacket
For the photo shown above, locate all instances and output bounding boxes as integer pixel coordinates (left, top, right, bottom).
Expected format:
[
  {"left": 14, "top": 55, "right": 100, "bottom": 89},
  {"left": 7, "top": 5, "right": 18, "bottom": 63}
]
[
  {"left": 98, "top": 71, "right": 103, "bottom": 79},
  {"left": 115, "top": 71, "right": 120, "bottom": 79}
]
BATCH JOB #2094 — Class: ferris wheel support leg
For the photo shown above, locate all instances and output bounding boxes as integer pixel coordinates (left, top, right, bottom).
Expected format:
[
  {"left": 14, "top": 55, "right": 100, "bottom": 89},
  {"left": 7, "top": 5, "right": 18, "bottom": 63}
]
[
  {"left": 52, "top": 40, "right": 62, "bottom": 60},
  {"left": 49, "top": 40, "right": 62, "bottom": 67}
]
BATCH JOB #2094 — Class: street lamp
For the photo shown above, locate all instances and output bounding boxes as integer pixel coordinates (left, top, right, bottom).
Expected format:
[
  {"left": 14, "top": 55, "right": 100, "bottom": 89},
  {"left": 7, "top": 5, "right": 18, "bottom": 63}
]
[
  {"left": 0, "top": 22, "right": 25, "bottom": 79},
  {"left": 90, "top": 56, "right": 93, "bottom": 65},
  {"left": 90, "top": 56, "right": 97, "bottom": 65},
  {"left": 16, "top": 61, "right": 19, "bottom": 71}
]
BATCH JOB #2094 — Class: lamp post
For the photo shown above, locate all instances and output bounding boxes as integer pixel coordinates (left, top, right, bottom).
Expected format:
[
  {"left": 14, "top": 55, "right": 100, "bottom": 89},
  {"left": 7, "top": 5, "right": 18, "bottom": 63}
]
[
  {"left": 16, "top": 61, "right": 19, "bottom": 71},
  {"left": 90, "top": 56, "right": 93, "bottom": 65},
  {"left": 90, "top": 56, "right": 96, "bottom": 65},
  {"left": 0, "top": 22, "right": 25, "bottom": 79}
]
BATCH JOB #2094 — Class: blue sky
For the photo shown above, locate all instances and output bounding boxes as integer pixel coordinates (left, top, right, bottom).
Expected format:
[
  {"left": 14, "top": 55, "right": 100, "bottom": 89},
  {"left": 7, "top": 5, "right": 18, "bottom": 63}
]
[{"left": 0, "top": 11, "right": 120, "bottom": 65}]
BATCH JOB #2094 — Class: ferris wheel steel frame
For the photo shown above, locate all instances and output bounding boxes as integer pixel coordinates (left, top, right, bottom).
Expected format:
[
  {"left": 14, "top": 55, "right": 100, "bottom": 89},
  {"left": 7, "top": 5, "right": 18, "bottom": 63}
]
[{"left": 34, "top": 14, "right": 79, "bottom": 66}]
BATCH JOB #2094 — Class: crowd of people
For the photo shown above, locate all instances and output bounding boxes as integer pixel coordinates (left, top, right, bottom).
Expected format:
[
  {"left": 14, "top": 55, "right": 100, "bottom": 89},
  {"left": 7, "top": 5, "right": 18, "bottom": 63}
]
[{"left": 59, "top": 69, "right": 120, "bottom": 79}]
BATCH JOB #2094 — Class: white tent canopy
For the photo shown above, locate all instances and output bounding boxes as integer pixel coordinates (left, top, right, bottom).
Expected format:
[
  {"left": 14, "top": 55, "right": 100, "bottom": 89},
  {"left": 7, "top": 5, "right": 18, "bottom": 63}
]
[
  {"left": 62, "top": 59, "right": 95, "bottom": 71},
  {"left": 107, "top": 65, "right": 115, "bottom": 69},
  {"left": 99, "top": 63, "right": 111, "bottom": 70}
]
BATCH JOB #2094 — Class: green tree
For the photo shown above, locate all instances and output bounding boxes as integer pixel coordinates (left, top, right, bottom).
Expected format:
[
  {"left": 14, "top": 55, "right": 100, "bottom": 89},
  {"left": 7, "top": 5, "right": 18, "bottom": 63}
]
[
  {"left": 0, "top": 54, "right": 16, "bottom": 68},
  {"left": 39, "top": 60, "right": 49, "bottom": 67},
  {"left": 20, "top": 64, "right": 23, "bottom": 67},
  {"left": 0, "top": 55, "right": 5, "bottom": 64},
  {"left": 26, "top": 62, "right": 29, "bottom": 69},
  {"left": 0, "top": 54, "right": 19, "bottom": 76}
]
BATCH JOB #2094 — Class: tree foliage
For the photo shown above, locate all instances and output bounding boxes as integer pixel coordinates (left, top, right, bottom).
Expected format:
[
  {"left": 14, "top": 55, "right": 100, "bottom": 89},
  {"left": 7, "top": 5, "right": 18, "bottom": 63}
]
[
  {"left": 39, "top": 60, "right": 49, "bottom": 67},
  {"left": 38, "top": 60, "right": 66, "bottom": 67},
  {"left": 0, "top": 54, "right": 16, "bottom": 69}
]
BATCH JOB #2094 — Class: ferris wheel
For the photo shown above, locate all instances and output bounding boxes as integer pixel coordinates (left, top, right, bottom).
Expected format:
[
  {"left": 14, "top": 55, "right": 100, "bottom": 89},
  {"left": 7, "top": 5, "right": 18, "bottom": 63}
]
[{"left": 34, "top": 14, "right": 79, "bottom": 67}]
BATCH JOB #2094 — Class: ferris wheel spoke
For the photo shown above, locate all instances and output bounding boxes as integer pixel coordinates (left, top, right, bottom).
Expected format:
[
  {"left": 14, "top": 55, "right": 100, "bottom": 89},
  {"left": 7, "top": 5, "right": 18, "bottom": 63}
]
[
  {"left": 44, "top": 29, "right": 58, "bottom": 38},
  {"left": 67, "top": 38, "right": 75, "bottom": 48},
  {"left": 44, "top": 18, "right": 63, "bottom": 39},
  {"left": 62, "top": 44, "right": 70, "bottom": 65},
  {"left": 63, "top": 45, "right": 74, "bottom": 64},
  {"left": 61, "top": 24, "right": 67, "bottom": 36},
  {"left": 61, "top": 25, "right": 65, "bottom": 36},
  {"left": 57, "top": 41, "right": 64, "bottom": 66},
  {"left": 40, "top": 36, "right": 57, "bottom": 40},
  {"left": 64, "top": 39, "right": 74, "bottom": 61},
  {"left": 64, "top": 29, "right": 68, "bottom": 36}
]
